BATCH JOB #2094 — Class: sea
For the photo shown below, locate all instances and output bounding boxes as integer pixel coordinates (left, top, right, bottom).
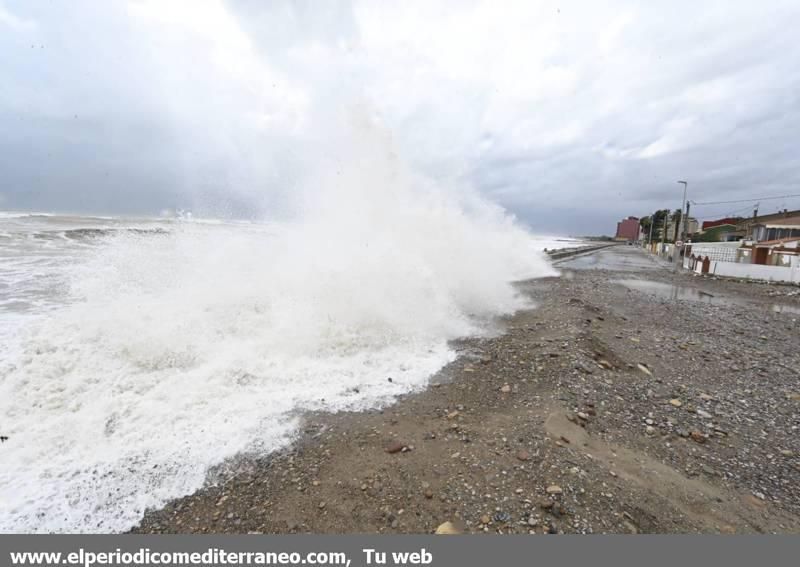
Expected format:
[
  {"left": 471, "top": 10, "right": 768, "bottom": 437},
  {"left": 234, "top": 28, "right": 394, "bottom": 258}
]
[{"left": 0, "top": 210, "right": 577, "bottom": 532}]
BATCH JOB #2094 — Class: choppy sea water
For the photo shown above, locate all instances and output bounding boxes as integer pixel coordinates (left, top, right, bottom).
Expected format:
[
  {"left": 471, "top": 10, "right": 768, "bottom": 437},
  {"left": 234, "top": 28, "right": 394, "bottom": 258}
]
[{"left": 0, "top": 211, "right": 571, "bottom": 533}]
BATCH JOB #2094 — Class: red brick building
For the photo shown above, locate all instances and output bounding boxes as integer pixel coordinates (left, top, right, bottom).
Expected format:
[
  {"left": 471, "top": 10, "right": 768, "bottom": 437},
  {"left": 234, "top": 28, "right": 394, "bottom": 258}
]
[{"left": 615, "top": 216, "right": 641, "bottom": 241}]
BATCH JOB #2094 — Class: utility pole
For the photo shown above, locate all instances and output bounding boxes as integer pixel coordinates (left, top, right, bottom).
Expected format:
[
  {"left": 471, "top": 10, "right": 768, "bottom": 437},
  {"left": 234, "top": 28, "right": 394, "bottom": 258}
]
[
  {"left": 684, "top": 202, "right": 692, "bottom": 258},
  {"left": 750, "top": 204, "right": 759, "bottom": 240},
  {"left": 676, "top": 180, "right": 688, "bottom": 271},
  {"left": 647, "top": 212, "right": 655, "bottom": 251}
]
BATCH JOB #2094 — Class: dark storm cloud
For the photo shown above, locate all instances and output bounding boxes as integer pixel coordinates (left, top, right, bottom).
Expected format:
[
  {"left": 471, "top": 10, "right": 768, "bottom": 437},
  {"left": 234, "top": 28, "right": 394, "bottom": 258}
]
[{"left": 1, "top": 0, "right": 800, "bottom": 233}]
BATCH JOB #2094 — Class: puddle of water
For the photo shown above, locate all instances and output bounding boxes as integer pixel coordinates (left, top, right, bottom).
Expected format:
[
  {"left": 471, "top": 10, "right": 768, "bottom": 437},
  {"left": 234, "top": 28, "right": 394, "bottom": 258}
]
[
  {"left": 613, "top": 279, "right": 726, "bottom": 304},
  {"left": 613, "top": 279, "right": 800, "bottom": 315}
]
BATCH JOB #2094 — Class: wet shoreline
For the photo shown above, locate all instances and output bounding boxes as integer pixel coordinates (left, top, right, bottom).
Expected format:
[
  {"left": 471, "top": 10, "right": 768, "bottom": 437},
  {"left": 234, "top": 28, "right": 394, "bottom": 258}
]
[{"left": 133, "top": 247, "right": 800, "bottom": 534}]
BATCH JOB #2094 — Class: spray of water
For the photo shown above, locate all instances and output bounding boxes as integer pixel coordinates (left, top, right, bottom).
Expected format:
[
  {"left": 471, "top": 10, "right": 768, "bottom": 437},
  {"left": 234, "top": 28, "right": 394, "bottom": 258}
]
[{"left": 0, "top": 117, "right": 556, "bottom": 533}]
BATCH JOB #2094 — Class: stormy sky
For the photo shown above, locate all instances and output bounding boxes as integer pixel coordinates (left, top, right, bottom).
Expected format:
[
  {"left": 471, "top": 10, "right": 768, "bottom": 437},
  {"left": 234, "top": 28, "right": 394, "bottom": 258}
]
[{"left": 1, "top": 0, "right": 799, "bottom": 235}]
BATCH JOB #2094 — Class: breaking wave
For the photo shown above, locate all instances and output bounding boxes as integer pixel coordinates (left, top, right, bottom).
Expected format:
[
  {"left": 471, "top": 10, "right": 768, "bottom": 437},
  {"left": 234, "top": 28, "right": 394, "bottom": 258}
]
[{"left": 0, "top": 123, "right": 556, "bottom": 533}]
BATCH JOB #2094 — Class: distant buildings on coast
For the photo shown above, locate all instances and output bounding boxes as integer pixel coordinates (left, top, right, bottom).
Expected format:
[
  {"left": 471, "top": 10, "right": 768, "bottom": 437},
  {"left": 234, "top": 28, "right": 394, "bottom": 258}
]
[
  {"left": 616, "top": 208, "right": 800, "bottom": 283},
  {"left": 614, "top": 208, "right": 800, "bottom": 246},
  {"left": 615, "top": 216, "right": 641, "bottom": 241}
]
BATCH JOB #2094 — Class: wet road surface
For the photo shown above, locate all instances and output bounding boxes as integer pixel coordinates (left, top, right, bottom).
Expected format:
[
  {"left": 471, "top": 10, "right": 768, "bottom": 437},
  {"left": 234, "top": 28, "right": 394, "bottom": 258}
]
[
  {"left": 557, "top": 245, "right": 661, "bottom": 272},
  {"left": 557, "top": 245, "right": 800, "bottom": 315}
]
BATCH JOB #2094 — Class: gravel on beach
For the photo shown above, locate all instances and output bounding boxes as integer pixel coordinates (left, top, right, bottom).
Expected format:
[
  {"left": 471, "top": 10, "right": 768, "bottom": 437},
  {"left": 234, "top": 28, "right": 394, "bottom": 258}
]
[{"left": 133, "top": 247, "right": 800, "bottom": 535}]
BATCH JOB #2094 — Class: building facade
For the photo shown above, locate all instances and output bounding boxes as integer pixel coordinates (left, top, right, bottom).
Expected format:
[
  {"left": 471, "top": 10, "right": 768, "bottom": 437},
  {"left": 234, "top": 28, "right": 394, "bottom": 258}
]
[
  {"left": 615, "top": 216, "right": 641, "bottom": 241},
  {"left": 738, "top": 209, "right": 800, "bottom": 242},
  {"left": 695, "top": 224, "right": 741, "bottom": 242},
  {"left": 749, "top": 212, "right": 800, "bottom": 242}
]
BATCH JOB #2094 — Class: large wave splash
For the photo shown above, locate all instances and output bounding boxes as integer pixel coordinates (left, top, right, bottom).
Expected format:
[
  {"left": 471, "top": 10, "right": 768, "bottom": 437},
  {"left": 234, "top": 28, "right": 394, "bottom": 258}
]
[{"left": 0, "top": 121, "right": 556, "bottom": 533}]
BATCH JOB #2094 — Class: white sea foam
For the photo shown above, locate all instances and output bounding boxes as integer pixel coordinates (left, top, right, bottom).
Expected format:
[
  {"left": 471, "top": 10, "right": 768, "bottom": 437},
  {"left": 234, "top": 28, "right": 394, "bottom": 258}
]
[{"left": 0, "top": 125, "right": 558, "bottom": 533}]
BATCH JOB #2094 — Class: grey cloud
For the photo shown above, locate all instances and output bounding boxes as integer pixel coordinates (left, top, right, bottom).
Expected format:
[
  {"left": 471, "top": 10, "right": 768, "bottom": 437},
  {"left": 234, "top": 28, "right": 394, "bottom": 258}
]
[{"left": 1, "top": 0, "right": 800, "bottom": 234}]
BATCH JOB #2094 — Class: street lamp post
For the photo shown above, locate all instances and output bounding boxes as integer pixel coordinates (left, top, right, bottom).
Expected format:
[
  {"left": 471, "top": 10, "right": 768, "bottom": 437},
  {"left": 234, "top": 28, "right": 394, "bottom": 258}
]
[{"left": 676, "top": 180, "right": 688, "bottom": 270}]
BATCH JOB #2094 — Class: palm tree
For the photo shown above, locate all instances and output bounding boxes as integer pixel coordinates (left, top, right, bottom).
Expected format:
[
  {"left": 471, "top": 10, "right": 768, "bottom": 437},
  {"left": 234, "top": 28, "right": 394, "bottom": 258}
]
[{"left": 639, "top": 216, "right": 652, "bottom": 241}]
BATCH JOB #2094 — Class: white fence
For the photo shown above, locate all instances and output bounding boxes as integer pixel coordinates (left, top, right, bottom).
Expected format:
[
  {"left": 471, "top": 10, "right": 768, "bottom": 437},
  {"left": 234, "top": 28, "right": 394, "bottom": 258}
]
[
  {"left": 684, "top": 254, "right": 800, "bottom": 283},
  {"left": 687, "top": 243, "right": 739, "bottom": 263},
  {"left": 711, "top": 260, "right": 800, "bottom": 283}
]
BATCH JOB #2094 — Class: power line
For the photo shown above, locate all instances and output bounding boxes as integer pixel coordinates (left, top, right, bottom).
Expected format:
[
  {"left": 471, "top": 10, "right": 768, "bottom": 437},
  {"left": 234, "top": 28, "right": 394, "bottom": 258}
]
[
  {"left": 691, "top": 193, "right": 800, "bottom": 206},
  {"left": 695, "top": 200, "right": 800, "bottom": 222},
  {"left": 695, "top": 202, "right": 761, "bottom": 220}
]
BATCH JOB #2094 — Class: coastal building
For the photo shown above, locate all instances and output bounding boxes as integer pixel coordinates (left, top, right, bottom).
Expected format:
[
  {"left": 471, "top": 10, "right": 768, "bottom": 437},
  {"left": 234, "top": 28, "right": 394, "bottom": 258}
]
[
  {"left": 737, "top": 237, "right": 800, "bottom": 266},
  {"left": 746, "top": 209, "right": 800, "bottom": 242},
  {"left": 693, "top": 209, "right": 800, "bottom": 248},
  {"left": 695, "top": 223, "right": 742, "bottom": 242},
  {"left": 615, "top": 216, "right": 641, "bottom": 241},
  {"left": 676, "top": 210, "right": 800, "bottom": 283}
]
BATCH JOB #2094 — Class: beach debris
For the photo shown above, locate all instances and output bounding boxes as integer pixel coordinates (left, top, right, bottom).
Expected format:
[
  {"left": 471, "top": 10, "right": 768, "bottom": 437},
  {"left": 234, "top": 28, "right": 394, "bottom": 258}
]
[
  {"left": 493, "top": 511, "right": 511, "bottom": 523},
  {"left": 636, "top": 363, "right": 652, "bottom": 376},
  {"left": 434, "top": 521, "right": 461, "bottom": 535},
  {"left": 546, "top": 485, "right": 563, "bottom": 495}
]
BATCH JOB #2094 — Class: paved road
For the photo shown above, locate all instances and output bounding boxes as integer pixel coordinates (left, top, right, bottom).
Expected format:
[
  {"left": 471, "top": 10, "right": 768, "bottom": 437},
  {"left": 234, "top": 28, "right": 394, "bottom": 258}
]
[{"left": 557, "top": 245, "right": 661, "bottom": 272}]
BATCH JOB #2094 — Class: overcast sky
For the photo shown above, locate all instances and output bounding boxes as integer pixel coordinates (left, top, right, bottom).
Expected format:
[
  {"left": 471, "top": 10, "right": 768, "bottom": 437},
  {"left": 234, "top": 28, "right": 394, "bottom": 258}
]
[{"left": 2, "top": 0, "right": 800, "bottom": 234}]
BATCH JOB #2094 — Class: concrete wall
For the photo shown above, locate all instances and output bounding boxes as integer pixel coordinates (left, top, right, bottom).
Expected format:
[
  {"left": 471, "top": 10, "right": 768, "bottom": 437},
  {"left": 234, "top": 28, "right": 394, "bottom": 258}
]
[
  {"left": 548, "top": 243, "right": 617, "bottom": 260},
  {"left": 683, "top": 250, "right": 800, "bottom": 283},
  {"left": 707, "top": 256, "right": 800, "bottom": 283}
]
